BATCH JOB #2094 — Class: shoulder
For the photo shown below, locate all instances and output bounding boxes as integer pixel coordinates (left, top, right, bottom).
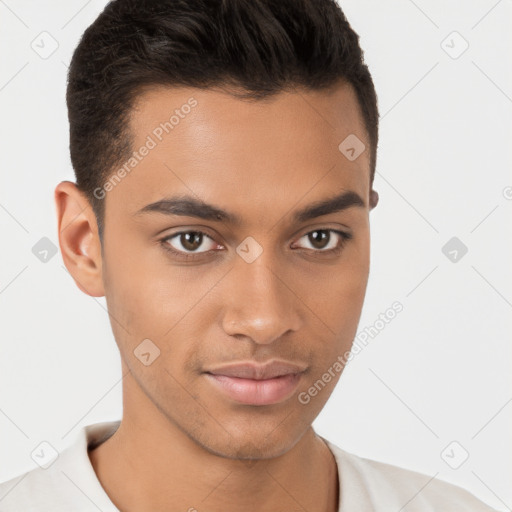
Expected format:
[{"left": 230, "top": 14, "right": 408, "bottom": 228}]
[
  {"left": 324, "top": 439, "right": 499, "bottom": 511},
  {"left": 0, "top": 421, "right": 120, "bottom": 511},
  {"left": 0, "top": 465, "right": 52, "bottom": 510},
  {"left": 0, "top": 457, "right": 79, "bottom": 511}
]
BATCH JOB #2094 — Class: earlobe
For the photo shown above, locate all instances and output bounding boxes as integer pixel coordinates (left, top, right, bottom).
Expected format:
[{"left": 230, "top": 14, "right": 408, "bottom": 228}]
[
  {"left": 54, "top": 181, "right": 105, "bottom": 297},
  {"left": 369, "top": 189, "right": 379, "bottom": 210}
]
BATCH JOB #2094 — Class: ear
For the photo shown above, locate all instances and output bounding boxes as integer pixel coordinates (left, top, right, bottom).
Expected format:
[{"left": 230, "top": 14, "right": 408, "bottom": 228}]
[
  {"left": 54, "top": 181, "right": 105, "bottom": 297},
  {"left": 369, "top": 189, "right": 379, "bottom": 210}
]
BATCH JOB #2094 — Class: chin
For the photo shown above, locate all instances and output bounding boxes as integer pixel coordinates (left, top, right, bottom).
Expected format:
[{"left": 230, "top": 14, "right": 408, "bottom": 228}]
[{"left": 195, "top": 426, "right": 302, "bottom": 462}]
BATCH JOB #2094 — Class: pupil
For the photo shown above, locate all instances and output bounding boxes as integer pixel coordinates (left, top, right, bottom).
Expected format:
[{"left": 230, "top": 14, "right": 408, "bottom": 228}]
[
  {"left": 310, "top": 230, "right": 328, "bottom": 249},
  {"left": 182, "top": 232, "right": 202, "bottom": 251}
]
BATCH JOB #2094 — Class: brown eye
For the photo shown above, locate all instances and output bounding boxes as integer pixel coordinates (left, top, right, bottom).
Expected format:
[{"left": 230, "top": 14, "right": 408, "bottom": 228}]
[
  {"left": 294, "top": 229, "right": 351, "bottom": 252},
  {"left": 163, "top": 230, "right": 218, "bottom": 254},
  {"left": 180, "top": 232, "right": 203, "bottom": 251},
  {"left": 308, "top": 230, "right": 330, "bottom": 250}
]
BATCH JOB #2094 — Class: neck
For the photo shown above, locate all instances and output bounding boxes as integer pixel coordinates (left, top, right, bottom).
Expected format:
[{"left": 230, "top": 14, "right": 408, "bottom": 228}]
[{"left": 88, "top": 375, "right": 339, "bottom": 512}]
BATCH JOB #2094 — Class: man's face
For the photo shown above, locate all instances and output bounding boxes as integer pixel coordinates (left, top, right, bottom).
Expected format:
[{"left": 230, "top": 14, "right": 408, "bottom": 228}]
[{"left": 99, "top": 82, "right": 373, "bottom": 459}]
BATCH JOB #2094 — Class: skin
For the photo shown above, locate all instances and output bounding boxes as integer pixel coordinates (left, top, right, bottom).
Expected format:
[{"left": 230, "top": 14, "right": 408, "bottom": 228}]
[{"left": 55, "top": 81, "right": 379, "bottom": 512}]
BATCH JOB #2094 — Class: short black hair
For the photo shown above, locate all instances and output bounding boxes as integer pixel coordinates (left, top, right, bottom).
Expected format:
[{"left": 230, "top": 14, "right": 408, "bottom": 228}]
[{"left": 66, "top": 0, "right": 379, "bottom": 240}]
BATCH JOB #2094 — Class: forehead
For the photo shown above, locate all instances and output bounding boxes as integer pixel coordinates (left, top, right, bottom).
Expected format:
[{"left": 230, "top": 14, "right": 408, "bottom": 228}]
[{"left": 107, "top": 83, "right": 370, "bottom": 224}]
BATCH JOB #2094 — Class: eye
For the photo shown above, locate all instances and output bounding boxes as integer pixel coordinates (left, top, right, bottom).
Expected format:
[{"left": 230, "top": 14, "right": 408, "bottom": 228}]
[
  {"left": 160, "top": 228, "right": 352, "bottom": 262},
  {"left": 292, "top": 229, "right": 352, "bottom": 253},
  {"left": 161, "top": 230, "right": 220, "bottom": 259}
]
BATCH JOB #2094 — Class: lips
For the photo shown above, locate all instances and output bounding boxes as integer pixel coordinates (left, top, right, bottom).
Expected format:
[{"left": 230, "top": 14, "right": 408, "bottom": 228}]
[
  {"left": 205, "top": 360, "right": 307, "bottom": 380},
  {"left": 204, "top": 360, "right": 307, "bottom": 405}
]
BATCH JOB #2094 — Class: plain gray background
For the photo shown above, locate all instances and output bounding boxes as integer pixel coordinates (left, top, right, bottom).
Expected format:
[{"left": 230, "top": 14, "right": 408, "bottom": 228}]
[{"left": 0, "top": 1, "right": 511, "bottom": 510}]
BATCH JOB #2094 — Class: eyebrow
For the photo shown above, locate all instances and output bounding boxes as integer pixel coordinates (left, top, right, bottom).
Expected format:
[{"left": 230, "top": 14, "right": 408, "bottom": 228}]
[{"left": 134, "top": 190, "right": 365, "bottom": 225}]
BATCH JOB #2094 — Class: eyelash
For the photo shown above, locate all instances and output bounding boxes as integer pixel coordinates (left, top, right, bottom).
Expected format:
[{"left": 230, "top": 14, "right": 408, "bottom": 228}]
[{"left": 159, "top": 228, "right": 353, "bottom": 262}]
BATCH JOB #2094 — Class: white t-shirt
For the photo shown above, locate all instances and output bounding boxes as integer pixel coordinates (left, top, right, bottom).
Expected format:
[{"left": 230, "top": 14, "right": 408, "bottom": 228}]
[{"left": 0, "top": 420, "right": 499, "bottom": 511}]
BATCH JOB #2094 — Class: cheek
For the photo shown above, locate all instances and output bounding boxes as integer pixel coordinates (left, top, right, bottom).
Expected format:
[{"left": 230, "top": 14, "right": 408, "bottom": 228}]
[
  {"left": 294, "top": 245, "right": 369, "bottom": 335},
  {"left": 101, "top": 238, "right": 219, "bottom": 373},
  {"left": 296, "top": 239, "right": 370, "bottom": 376},
  {"left": 102, "top": 231, "right": 183, "bottom": 327},
  {"left": 333, "top": 233, "right": 370, "bottom": 317}
]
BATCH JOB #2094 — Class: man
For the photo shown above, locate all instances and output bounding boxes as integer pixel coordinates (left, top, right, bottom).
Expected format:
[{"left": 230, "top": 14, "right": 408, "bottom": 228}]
[{"left": 0, "top": 0, "right": 499, "bottom": 510}]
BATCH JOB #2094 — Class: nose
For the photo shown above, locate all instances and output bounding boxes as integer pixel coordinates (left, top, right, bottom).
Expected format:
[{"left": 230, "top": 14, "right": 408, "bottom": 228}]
[{"left": 221, "top": 249, "right": 302, "bottom": 345}]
